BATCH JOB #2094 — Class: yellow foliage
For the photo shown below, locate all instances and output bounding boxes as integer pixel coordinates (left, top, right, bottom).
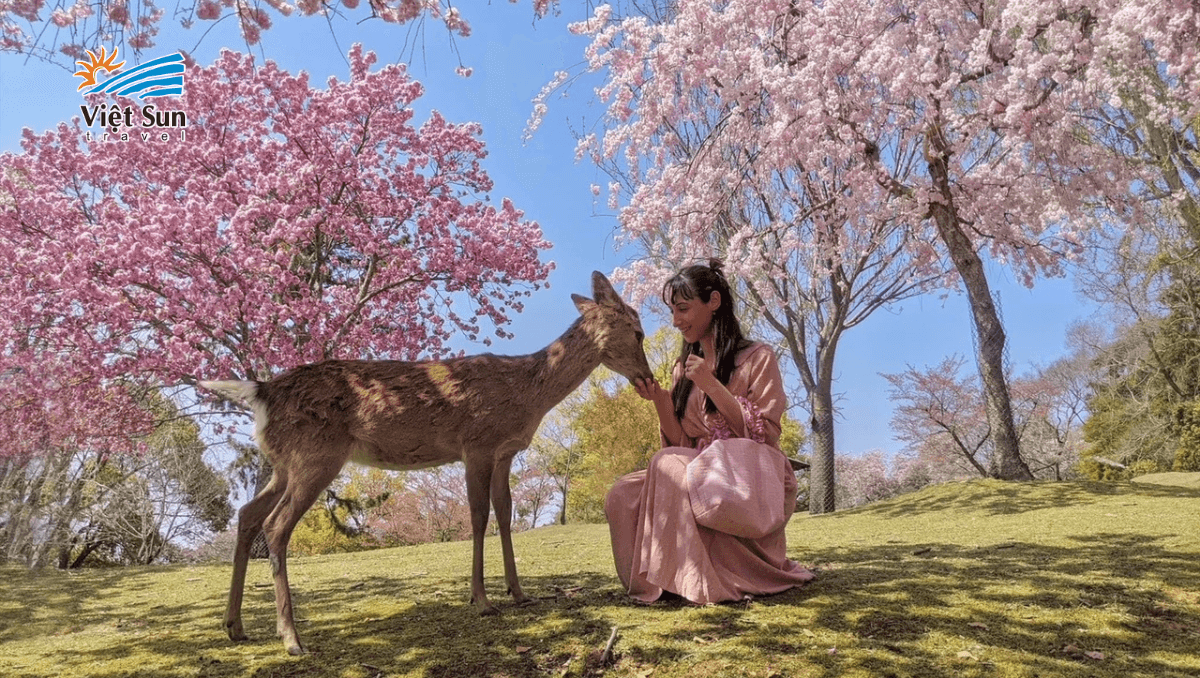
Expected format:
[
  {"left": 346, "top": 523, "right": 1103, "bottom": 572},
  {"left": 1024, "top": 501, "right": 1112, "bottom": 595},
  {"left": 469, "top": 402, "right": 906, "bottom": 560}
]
[{"left": 288, "top": 494, "right": 373, "bottom": 556}]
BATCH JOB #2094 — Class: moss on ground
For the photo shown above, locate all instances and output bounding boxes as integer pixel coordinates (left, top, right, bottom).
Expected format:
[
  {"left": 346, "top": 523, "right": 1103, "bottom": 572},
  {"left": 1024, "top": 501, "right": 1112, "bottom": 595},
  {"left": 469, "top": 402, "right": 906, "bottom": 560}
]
[{"left": 1, "top": 478, "right": 1198, "bottom": 677}]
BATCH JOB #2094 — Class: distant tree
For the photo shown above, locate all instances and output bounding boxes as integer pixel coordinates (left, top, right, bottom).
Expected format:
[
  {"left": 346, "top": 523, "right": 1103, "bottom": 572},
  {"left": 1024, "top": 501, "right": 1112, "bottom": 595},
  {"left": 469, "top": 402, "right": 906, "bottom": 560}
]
[
  {"left": 1072, "top": 102, "right": 1200, "bottom": 478},
  {"left": 287, "top": 453, "right": 560, "bottom": 557},
  {"left": 1172, "top": 403, "right": 1200, "bottom": 472},
  {"left": 0, "top": 447, "right": 106, "bottom": 568},
  {"left": 288, "top": 483, "right": 382, "bottom": 557},
  {"left": 884, "top": 355, "right": 1089, "bottom": 482},
  {"left": 1076, "top": 322, "right": 1173, "bottom": 479},
  {"left": 833, "top": 452, "right": 923, "bottom": 509},
  {"left": 395, "top": 466, "right": 474, "bottom": 543},
  {"left": 1008, "top": 360, "right": 1089, "bottom": 481},
  {"left": 884, "top": 356, "right": 994, "bottom": 480},
  {"left": 0, "top": 391, "right": 230, "bottom": 568},
  {"left": 524, "top": 376, "right": 588, "bottom": 525},
  {"left": 565, "top": 366, "right": 661, "bottom": 523},
  {"left": 1078, "top": 310, "right": 1200, "bottom": 479},
  {"left": 509, "top": 461, "right": 558, "bottom": 531}
]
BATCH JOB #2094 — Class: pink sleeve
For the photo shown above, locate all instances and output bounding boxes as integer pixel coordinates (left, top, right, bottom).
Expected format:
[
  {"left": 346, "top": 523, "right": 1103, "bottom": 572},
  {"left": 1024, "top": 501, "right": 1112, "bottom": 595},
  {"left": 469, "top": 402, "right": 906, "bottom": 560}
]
[
  {"left": 660, "top": 358, "right": 692, "bottom": 449},
  {"left": 739, "top": 345, "right": 786, "bottom": 448}
]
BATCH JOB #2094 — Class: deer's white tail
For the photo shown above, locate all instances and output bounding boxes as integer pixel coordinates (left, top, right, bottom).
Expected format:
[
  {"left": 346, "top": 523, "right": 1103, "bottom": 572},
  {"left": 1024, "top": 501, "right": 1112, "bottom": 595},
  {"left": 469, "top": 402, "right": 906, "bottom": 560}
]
[
  {"left": 200, "top": 380, "right": 260, "bottom": 405},
  {"left": 200, "top": 380, "right": 271, "bottom": 446}
]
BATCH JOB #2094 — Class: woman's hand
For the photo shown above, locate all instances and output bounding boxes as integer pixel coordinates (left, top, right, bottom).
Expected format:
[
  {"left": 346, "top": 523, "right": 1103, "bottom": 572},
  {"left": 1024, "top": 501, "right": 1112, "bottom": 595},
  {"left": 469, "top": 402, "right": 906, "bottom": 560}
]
[
  {"left": 633, "top": 377, "right": 669, "bottom": 403},
  {"left": 685, "top": 353, "right": 719, "bottom": 393}
]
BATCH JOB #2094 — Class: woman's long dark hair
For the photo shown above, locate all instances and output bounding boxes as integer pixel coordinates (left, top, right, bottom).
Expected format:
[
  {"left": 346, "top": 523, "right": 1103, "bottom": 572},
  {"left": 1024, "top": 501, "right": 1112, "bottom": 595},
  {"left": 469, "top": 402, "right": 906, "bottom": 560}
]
[{"left": 663, "top": 259, "right": 750, "bottom": 420}]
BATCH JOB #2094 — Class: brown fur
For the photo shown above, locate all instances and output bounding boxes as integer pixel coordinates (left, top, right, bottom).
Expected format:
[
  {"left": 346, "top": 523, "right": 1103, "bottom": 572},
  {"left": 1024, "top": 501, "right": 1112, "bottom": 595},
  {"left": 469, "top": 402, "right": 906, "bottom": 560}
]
[{"left": 202, "top": 271, "right": 652, "bottom": 655}]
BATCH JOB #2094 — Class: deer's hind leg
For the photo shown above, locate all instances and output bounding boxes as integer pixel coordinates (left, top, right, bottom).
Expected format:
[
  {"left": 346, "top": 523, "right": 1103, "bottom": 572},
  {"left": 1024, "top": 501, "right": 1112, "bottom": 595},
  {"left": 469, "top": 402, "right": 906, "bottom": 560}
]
[
  {"left": 261, "top": 454, "right": 345, "bottom": 655},
  {"left": 490, "top": 454, "right": 528, "bottom": 605},
  {"left": 226, "top": 471, "right": 286, "bottom": 642}
]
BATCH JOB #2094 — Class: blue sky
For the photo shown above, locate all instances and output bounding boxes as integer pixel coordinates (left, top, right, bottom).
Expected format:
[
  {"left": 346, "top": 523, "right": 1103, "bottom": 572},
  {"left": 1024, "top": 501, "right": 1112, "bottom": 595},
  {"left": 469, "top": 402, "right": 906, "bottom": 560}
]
[{"left": 0, "top": 4, "right": 1098, "bottom": 460}]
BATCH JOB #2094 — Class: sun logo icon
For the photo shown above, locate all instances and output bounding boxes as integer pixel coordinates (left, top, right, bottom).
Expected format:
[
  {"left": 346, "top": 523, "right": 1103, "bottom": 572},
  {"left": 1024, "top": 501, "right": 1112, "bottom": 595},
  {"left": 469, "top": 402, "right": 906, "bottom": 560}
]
[{"left": 74, "top": 46, "right": 127, "bottom": 91}]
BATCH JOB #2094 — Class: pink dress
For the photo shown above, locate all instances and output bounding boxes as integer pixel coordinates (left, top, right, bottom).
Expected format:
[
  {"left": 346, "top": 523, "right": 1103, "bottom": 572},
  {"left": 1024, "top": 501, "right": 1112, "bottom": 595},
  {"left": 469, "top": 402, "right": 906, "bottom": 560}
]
[{"left": 604, "top": 342, "right": 814, "bottom": 604}]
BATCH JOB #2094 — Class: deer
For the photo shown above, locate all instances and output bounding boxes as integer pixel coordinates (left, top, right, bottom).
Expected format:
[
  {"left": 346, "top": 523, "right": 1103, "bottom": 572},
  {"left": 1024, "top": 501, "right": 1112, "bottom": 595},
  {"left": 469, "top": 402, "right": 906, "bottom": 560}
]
[{"left": 199, "top": 271, "right": 653, "bottom": 655}]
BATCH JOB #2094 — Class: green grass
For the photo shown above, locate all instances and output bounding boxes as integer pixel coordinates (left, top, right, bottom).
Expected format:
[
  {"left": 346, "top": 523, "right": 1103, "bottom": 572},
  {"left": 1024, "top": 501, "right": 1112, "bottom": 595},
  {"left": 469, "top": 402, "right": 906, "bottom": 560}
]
[{"left": 2, "top": 478, "right": 1199, "bottom": 677}]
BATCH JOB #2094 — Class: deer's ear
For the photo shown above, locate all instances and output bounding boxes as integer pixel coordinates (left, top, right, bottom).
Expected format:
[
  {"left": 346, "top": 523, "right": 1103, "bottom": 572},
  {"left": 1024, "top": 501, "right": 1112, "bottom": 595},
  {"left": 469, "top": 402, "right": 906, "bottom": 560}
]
[
  {"left": 591, "top": 271, "right": 622, "bottom": 308},
  {"left": 572, "top": 293, "right": 595, "bottom": 315}
]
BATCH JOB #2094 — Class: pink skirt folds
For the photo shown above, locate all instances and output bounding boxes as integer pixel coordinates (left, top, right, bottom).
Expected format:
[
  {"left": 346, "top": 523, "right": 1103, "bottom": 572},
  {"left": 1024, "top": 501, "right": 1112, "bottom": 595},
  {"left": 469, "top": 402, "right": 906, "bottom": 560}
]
[{"left": 604, "top": 440, "right": 814, "bottom": 604}]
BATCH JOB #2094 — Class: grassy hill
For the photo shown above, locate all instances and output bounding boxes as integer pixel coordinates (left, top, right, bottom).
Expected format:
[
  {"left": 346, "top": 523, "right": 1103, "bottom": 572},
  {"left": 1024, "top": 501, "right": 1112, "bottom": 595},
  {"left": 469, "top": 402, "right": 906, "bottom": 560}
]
[{"left": 1, "top": 478, "right": 1198, "bottom": 678}]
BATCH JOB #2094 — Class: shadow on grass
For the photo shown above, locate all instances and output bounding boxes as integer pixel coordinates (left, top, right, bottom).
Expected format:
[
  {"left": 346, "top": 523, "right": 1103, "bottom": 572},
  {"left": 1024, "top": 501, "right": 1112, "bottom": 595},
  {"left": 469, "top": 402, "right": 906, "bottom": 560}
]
[
  {"left": 846, "top": 478, "right": 1200, "bottom": 518},
  {"left": 710, "top": 532, "right": 1200, "bottom": 678},
  {"left": 236, "top": 533, "right": 1197, "bottom": 678},
  {"left": 0, "top": 566, "right": 262, "bottom": 678},
  {"left": 3, "top": 569, "right": 626, "bottom": 678},
  {"left": 4, "top": 488, "right": 1199, "bottom": 678}
]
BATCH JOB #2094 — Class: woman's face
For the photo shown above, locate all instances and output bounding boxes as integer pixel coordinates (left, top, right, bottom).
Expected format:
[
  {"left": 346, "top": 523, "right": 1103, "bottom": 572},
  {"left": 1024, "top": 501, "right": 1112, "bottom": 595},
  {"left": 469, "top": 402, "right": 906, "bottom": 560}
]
[{"left": 669, "top": 290, "right": 722, "bottom": 346}]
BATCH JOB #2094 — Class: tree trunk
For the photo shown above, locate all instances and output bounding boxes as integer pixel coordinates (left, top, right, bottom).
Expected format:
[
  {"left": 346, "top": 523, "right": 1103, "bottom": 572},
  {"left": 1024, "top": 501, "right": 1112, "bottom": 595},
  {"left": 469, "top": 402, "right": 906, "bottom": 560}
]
[
  {"left": 925, "top": 124, "right": 1034, "bottom": 481},
  {"left": 70, "top": 540, "right": 104, "bottom": 569},
  {"left": 42, "top": 459, "right": 96, "bottom": 570},
  {"left": 750, "top": 284, "right": 843, "bottom": 515},
  {"left": 557, "top": 480, "right": 569, "bottom": 525},
  {"left": 808, "top": 387, "right": 838, "bottom": 514}
]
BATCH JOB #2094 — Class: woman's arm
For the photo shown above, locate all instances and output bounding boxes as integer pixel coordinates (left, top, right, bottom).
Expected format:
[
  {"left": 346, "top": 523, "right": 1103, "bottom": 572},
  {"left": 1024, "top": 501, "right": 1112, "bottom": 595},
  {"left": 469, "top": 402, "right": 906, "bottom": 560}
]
[
  {"left": 633, "top": 377, "right": 685, "bottom": 447},
  {"left": 690, "top": 345, "right": 786, "bottom": 447},
  {"left": 685, "top": 354, "right": 748, "bottom": 438}
]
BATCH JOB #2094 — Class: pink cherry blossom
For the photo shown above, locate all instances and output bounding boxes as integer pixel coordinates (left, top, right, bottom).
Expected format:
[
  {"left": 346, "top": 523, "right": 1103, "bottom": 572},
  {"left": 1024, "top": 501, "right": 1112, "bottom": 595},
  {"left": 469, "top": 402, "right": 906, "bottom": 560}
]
[
  {"left": 0, "top": 46, "right": 553, "bottom": 458},
  {"left": 547, "top": 0, "right": 1197, "bottom": 507},
  {"left": 561, "top": 0, "right": 1197, "bottom": 308},
  {"left": 2, "top": 0, "right": 558, "bottom": 60}
]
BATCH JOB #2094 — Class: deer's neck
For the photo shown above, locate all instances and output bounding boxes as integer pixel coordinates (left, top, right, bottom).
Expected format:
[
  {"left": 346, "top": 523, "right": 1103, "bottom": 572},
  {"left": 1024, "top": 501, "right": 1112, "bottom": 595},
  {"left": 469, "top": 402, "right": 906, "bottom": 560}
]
[{"left": 528, "top": 316, "right": 604, "bottom": 413}]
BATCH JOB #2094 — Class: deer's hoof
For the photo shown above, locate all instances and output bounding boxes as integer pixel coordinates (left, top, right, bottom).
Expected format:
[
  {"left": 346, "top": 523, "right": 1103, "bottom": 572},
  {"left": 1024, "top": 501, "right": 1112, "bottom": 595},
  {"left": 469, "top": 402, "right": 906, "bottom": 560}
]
[
  {"left": 225, "top": 620, "right": 248, "bottom": 642},
  {"left": 285, "top": 642, "right": 307, "bottom": 656}
]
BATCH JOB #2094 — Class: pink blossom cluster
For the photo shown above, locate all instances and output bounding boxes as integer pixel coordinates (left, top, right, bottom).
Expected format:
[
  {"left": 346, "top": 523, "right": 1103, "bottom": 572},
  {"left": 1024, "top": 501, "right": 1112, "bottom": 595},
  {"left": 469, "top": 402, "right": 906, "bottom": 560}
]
[
  {"left": 563, "top": 1, "right": 1198, "bottom": 308},
  {"left": 2, "top": 0, "right": 559, "bottom": 58},
  {"left": 834, "top": 451, "right": 931, "bottom": 508},
  {"left": 0, "top": 45, "right": 553, "bottom": 458}
]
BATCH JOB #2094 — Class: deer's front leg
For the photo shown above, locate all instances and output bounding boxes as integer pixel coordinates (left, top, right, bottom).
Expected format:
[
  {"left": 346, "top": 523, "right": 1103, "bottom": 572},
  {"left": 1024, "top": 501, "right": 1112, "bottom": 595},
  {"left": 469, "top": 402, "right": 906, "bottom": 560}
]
[
  {"left": 490, "top": 455, "right": 528, "bottom": 605},
  {"left": 226, "top": 476, "right": 284, "bottom": 642},
  {"left": 465, "top": 459, "right": 497, "bottom": 615}
]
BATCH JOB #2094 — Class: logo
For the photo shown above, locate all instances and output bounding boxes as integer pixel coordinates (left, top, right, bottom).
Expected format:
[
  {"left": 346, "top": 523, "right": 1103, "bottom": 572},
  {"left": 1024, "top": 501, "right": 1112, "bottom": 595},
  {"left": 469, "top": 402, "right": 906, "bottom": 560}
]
[
  {"left": 74, "top": 47, "right": 185, "bottom": 99},
  {"left": 73, "top": 47, "right": 190, "bottom": 143}
]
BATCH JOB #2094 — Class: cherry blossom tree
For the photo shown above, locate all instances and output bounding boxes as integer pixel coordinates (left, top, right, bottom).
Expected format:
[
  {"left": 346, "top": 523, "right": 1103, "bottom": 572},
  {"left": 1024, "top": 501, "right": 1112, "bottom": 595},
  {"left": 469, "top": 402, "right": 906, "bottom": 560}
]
[
  {"left": 508, "top": 461, "right": 558, "bottom": 530},
  {"left": 2, "top": 0, "right": 558, "bottom": 65},
  {"left": 561, "top": 0, "right": 1199, "bottom": 503},
  {"left": 883, "top": 355, "right": 1089, "bottom": 481},
  {"left": 0, "top": 44, "right": 553, "bottom": 458},
  {"left": 553, "top": 1, "right": 950, "bottom": 513},
  {"left": 884, "top": 356, "right": 995, "bottom": 479},
  {"left": 1012, "top": 358, "right": 1091, "bottom": 480},
  {"left": 833, "top": 450, "right": 934, "bottom": 509}
]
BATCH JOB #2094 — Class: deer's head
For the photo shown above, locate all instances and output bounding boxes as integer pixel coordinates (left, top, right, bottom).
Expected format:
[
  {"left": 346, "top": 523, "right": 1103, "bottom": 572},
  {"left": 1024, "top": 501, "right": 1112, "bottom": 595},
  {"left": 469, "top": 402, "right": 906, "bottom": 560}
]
[{"left": 572, "top": 271, "right": 654, "bottom": 383}]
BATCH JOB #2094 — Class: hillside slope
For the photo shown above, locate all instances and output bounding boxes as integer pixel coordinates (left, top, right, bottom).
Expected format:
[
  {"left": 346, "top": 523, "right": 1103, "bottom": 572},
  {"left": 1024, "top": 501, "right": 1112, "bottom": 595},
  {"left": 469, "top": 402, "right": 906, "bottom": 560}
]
[{"left": 1, "top": 478, "right": 1197, "bottom": 678}]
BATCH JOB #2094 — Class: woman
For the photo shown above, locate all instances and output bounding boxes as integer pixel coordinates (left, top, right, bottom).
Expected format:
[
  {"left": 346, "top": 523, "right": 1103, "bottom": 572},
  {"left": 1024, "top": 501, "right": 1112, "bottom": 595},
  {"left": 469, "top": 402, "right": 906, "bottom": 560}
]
[{"left": 604, "top": 260, "right": 814, "bottom": 604}]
